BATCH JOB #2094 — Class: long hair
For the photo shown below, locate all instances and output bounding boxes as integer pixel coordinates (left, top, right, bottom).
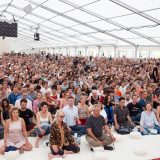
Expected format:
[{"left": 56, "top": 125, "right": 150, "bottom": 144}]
[
  {"left": 103, "top": 94, "right": 110, "bottom": 105},
  {"left": 1, "top": 98, "right": 10, "bottom": 111},
  {"left": 10, "top": 107, "right": 19, "bottom": 121}
]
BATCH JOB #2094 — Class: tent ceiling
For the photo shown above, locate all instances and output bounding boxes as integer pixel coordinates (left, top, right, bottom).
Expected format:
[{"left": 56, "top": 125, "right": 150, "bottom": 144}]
[{"left": 0, "top": 0, "right": 160, "bottom": 48}]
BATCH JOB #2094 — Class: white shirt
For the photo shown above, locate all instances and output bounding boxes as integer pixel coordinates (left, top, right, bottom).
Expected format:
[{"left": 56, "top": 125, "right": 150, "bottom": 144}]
[
  {"left": 15, "top": 98, "right": 33, "bottom": 111},
  {"left": 63, "top": 105, "right": 78, "bottom": 126},
  {"left": 119, "top": 86, "right": 127, "bottom": 96},
  {"left": 40, "top": 87, "right": 52, "bottom": 96},
  {"left": 100, "top": 109, "right": 107, "bottom": 121},
  {"left": 97, "top": 90, "right": 104, "bottom": 96}
]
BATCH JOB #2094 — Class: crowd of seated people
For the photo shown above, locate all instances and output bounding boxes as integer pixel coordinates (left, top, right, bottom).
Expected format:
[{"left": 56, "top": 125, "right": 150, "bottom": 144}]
[{"left": 0, "top": 52, "right": 159, "bottom": 158}]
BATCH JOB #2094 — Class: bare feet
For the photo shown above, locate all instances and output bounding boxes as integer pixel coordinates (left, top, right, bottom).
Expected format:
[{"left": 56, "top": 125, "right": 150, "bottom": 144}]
[
  {"left": 0, "top": 146, "right": 5, "bottom": 154},
  {"left": 35, "top": 141, "right": 39, "bottom": 148},
  {"left": 64, "top": 150, "right": 74, "bottom": 154},
  {"left": 19, "top": 148, "right": 24, "bottom": 154}
]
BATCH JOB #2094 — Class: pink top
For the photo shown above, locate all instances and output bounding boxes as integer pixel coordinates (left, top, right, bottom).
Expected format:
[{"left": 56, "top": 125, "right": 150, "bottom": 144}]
[{"left": 7, "top": 118, "right": 25, "bottom": 148}]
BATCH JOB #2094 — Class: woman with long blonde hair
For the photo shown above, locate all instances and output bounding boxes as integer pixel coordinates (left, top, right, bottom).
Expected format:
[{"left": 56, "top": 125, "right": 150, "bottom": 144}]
[{"left": 0, "top": 107, "right": 32, "bottom": 154}]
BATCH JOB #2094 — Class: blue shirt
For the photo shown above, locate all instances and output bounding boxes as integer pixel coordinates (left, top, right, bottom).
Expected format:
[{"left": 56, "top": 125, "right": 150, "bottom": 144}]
[
  {"left": 8, "top": 92, "right": 21, "bottom": 105},
  {"left": 138, "top": 99, "right": 146, "bottom": 111}
]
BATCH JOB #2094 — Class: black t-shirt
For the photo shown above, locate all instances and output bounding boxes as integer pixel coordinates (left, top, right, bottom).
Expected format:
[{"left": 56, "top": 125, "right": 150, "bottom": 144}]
[
  {"left": 0, "top": 78, "right": 4, "bottom": 85},
  {"left": 153, "top": 101, "right": 160, "bottom": 109},
  {"left": 127, "top": 102, "right": 141, "bottom": 117},
  {"left": 153, "top": 67, "right": 158, "bottom": 76},
  {"left": 90, "top": 96, "right": 99, "bottom": 105},
  {"left": 3, "top": 110, "right": 10, "bottom": 121},
  {"left": 86, "top": 115, "right": 106, "bottom": 138},
  {"left": 19, "top": 109, "right": 33, "bottom": 126},
  {"left": 114, "top": 106, "right": 129, "bottom": 125}
]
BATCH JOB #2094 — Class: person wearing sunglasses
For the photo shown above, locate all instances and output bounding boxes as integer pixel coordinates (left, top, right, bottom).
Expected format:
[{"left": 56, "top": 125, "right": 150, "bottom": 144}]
[{"left": 48, "top": 110, "right": 80, "bottom": 160}]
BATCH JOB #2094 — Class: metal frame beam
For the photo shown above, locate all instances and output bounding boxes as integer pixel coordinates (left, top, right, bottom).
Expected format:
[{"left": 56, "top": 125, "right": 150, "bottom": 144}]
[
  {"left": 10, "top": 4, "right": 102, "bottom": 43},
  {"left": 27, "top": 0, "right": 136, "bottom": 46},
  {"left": 5, "top": 10, "right": 75, "bottom": 44},
  {"left": 59, "top": 0, "right": 160, "bottom": 45},
  {"left": 0, "top": 3, "right": 9, "bottom": 8},
  {"left": 109, "top": 0, "right": 160, "bottom": 25},
  {"left": 18, "top": 33, "right": 55, "bottom": 46}
]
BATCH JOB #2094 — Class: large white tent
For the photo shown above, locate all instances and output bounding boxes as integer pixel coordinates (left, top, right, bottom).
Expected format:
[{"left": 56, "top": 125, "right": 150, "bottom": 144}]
[{"left": 0, "top": 0, "right": 160, "bottom": 58}]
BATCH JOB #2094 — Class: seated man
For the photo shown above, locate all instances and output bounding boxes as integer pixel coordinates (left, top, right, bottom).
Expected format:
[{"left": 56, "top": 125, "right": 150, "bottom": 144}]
[
  {"left": 15, "top": 89, "right": 33, "bottom": 111},
  {"left": 86, "top": 103, "right": 115, "bottom": 151},
  {"left": 114, "top": 97, "right": 135, "bottom": 134},
  {"left": 138, "top": 91, "right": 148, "bottom": 111},
  {"left": 127, "top": 95, "right": 142, "bottom": 123},
  {"left": 63, "top": 96, "right": 86, "bottom": 136},
  {"left": 19, "top": 98, "right": 36, "bottom": 134}
]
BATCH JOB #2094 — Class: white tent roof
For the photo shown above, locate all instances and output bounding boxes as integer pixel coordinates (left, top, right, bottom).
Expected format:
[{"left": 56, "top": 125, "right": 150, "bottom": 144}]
[{"left": 0, "top": 0, "right": 160, "bottom": 48}]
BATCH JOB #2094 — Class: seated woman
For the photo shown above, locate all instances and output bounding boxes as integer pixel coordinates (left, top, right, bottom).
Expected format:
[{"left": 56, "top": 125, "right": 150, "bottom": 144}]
[
  {"left": 103, "top": 95, "right": 114, "bottom": 125},
  {"left": 78, "top": 96, "right": 89, "bottom": 125},
  {"left": 140, "top": 103, "right": 160, "bottom": 135},
  {"left": 49, "top": 110, "right": 80, "bottom": 160},
  {"left": 0, "top": 107, "right": 32, "bottom": 154},
  {"left": 33, "top": 92, "right": 43, "bottom": 114},
  {"left": 1, "top": 98, "right": 13, "bottom": 121},
  {"left": 35, "top": 102, "right": 52, "bottom": 148}
]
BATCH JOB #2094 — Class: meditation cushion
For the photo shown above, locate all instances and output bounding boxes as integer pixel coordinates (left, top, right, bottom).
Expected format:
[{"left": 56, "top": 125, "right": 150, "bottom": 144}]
[
  {"left": 93, "top": 151, "right": 108, "bottom": 160},
  {"left": 134, "top": 148, "right": 148, "bottom": 156},
  {"left": 4, "top": 150, "right": 19, "bottom": 160},
  {"left": 129, "top": 132, "right": 142, "bottom": 140}
]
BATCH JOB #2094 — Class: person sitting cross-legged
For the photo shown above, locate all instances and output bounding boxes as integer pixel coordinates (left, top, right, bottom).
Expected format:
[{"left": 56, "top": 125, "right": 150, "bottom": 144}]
[
  {"left": 0, "top": 107, "right": 32, "bottom": 154},
  {"left": 19, "top": 98, "right": 36, "bottom": 135},
  {"left": 34, "top": 102, "right": 52, "bottom": 148},
  {"left": 114, "top": 97, "right": 135, "bottom": 134},
  {"left": 63, "top": 96, "right": 86, "bottom": 136},
  {"left": 86, "top": 103, "right": 115, "bottom": 151},
  {"left": 48, "top": 110, "right": 80, "bottom": 160},
  {"left": 140, "top": 103, "right": 160, "bottom": 135}
]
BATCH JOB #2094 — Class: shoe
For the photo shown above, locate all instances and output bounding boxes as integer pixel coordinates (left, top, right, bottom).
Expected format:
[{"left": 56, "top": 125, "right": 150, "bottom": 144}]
[
  {"left": 134, "top": 121, "right": 140, "bottom": 125},
  {"left": 104, "top": 146, "right": 113, "bottom": 151},
  {"left": 90, "top": 147, "right": 94, "bottom": 151}
]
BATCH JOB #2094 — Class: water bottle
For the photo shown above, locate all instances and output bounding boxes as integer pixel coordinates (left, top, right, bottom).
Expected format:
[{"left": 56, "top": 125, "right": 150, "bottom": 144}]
[
  {"left": 74, "top": 133, "right": 81, "bottom": 145},
  {"left": 77, "top": 135, "right": 81, "bottom": 145}
]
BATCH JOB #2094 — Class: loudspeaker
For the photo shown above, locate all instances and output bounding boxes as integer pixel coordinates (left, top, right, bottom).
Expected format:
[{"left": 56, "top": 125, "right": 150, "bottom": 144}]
[
  {"left": 34, "top": 32, "right": 39, "bottom": 41},
  {"left": 0, "top": 21, "right": 17, "bottom": 37}
]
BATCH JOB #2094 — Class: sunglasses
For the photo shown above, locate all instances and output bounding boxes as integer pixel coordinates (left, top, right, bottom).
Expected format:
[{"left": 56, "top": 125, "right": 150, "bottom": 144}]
[{"left": 60, "top": 116, "right": 65, "bottom": 118}]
